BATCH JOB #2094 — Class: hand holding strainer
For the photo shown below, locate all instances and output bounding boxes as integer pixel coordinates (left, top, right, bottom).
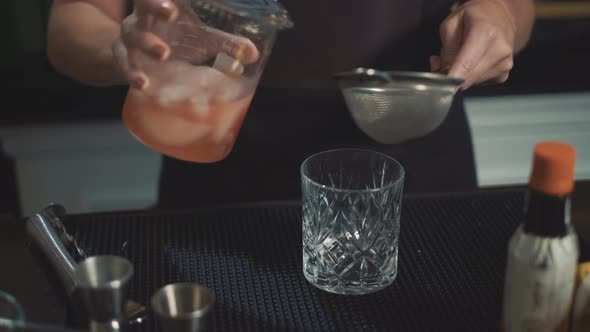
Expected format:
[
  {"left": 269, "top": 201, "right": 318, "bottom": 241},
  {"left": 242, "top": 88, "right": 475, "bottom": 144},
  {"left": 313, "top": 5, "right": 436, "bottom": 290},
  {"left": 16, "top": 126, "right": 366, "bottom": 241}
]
[{"left": 333, "top": 68, "right": 464, "bottom": 144}]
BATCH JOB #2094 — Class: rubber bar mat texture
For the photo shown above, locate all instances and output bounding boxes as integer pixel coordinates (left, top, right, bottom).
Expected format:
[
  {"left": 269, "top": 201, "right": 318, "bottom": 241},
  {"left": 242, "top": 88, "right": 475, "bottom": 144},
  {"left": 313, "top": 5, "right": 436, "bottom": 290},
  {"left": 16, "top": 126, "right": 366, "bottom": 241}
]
[{"left": 67, "top": 190, "right": 525, "bottom": 332}]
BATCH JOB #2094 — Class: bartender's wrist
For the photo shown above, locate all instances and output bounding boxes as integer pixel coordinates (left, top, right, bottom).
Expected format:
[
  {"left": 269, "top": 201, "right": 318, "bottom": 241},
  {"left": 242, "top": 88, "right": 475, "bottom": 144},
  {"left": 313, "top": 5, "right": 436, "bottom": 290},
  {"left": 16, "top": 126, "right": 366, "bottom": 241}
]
[
  {"left": 90, "top": 24, "right": 129, "bottom": 86},
  {"left": 492, "top": 0, "right": 535, "bottom": 52},
  {"left": 106, "top": 46, "right": 129, "bottom": 86},
  {"left": 450, "top": 0, "right": 534, "bottom": 53}
]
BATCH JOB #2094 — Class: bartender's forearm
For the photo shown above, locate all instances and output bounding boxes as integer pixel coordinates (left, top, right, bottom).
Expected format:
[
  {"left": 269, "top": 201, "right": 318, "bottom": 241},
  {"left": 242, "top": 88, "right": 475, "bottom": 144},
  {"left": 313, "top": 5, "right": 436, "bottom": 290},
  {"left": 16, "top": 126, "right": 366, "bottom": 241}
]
[{"left": 47, "top": 2, "right": 126, "bottom": 87}]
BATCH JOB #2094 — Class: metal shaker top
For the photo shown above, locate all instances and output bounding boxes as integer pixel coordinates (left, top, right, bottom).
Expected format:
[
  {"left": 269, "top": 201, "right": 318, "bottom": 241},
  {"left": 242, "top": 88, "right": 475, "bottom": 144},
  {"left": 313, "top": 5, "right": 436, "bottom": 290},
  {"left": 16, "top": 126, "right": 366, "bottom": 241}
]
[{"left": 189, "top": 0, "right": 293, "bottom": 31}]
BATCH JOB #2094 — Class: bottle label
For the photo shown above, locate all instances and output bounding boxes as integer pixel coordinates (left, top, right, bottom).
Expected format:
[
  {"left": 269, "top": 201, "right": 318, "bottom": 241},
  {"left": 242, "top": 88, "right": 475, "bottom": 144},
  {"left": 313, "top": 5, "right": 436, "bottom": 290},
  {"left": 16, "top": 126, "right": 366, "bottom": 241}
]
[
  {"left": 570, "top": 262, "right": 590, "bottom": 332},
  {"left": 501, "top": 226, "right": 579, "bottom": 332}
]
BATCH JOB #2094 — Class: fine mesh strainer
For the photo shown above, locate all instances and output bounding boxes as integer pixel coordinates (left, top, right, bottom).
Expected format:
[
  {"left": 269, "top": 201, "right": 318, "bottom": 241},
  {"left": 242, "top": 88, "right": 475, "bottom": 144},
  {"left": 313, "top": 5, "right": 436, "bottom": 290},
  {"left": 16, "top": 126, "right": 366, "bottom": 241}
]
[{"left": 333, "top": 68, "right": 463, "bottom": 144}]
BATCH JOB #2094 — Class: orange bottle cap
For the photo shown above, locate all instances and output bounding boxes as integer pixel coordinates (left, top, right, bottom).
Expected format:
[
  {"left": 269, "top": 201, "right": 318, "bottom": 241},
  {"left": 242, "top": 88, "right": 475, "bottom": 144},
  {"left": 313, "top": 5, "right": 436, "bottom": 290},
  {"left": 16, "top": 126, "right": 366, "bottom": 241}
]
[{"left": 529, "top": 141, "right": 576, "bottom": 196}]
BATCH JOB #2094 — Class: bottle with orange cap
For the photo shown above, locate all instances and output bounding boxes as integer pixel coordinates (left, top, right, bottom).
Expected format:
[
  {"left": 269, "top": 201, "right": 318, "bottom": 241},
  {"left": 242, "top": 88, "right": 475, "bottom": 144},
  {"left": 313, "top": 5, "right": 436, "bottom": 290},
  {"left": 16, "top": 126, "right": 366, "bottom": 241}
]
[{"left": 501, "top": 141, "right": 579, "bottom": 332}]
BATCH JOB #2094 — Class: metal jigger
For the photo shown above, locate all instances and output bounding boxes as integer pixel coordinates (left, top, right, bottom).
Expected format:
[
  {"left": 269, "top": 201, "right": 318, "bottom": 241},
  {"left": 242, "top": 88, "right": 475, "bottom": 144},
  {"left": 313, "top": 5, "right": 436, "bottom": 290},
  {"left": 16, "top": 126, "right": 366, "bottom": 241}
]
[
  {"left": 151, "top": 283, "right": 215, "bottom": 332},
  {"left": 74, "top": 255, "right": 134, "bottom": 332}
]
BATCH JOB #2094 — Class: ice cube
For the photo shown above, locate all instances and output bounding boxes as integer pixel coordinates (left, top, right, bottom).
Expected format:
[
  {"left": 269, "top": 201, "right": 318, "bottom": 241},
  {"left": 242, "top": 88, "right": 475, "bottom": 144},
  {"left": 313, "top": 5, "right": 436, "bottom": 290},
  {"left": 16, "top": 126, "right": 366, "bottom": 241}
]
[
  {"left": 153, "top": 60, "right": 197, "bottom": 84},
  {"left": 185, "top": 65, "right": 224, "bottom": 87},
  {"left": 188, "top": 96, "right": 210, "bottom": 117},
  {"left": 144, "top": 57, "right": 246, "bottom": 126},
  {"left": 159, "top": 84, "right": 193, "bottom": 106},
  {"left": 212, "top": 76, "right": 253, "bottom": 104},
  {"left": 212, "top": 52, "right": 244, "bottom": 77},
  {"left": 138, "top": 107, "right": 211, "bottom": 146},
  {"left": 211, "top": 97, "right": 249, "bottom": 143}
]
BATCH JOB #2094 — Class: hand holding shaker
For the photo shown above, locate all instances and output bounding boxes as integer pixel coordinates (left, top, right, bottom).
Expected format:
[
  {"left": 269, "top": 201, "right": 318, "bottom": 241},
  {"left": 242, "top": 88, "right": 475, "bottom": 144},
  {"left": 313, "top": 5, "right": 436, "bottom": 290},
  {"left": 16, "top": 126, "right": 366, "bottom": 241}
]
[
  {"left": 501, "top": 141, "right": 579, "bottom": 332},
  {"left": 122, "top": 0, "right": 293, "bottom": 163}
]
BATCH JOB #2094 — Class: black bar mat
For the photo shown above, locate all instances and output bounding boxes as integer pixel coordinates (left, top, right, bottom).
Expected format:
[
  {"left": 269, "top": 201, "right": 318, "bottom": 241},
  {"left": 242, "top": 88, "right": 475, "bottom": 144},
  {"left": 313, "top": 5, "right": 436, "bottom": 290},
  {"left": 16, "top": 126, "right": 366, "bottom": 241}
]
[{"left": 66, "top": 189, "right": 527, "bottom": 332}]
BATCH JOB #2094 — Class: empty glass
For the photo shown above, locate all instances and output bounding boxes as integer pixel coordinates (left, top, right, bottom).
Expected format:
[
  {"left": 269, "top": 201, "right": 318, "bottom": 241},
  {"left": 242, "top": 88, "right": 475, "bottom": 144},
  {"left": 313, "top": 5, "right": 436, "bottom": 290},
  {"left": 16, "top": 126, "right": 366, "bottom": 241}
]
[{"left": 301, "top": 149, "right": 404, "bottom": 295}]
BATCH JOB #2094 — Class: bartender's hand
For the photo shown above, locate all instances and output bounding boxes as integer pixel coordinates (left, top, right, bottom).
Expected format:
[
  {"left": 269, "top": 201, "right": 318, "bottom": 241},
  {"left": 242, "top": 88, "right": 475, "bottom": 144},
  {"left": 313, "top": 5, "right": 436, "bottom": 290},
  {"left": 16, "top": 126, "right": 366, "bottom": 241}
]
[
  {"left": 112, "top": 0, "right": 260, "bottom": 90},
  {"left": 430, "top": 0, "right": 518, "bottom": 89}
]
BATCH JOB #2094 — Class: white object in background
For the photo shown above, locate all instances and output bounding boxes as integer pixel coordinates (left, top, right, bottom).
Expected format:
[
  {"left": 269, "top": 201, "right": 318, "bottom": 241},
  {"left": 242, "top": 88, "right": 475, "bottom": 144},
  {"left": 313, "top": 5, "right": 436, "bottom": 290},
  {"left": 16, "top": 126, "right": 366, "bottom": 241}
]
[
  {"left": 0, "top": 120, "right": 162, "bottom": 217},
  {"left": 465, "top": 92, "right": 590, "bottom": 187}
]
